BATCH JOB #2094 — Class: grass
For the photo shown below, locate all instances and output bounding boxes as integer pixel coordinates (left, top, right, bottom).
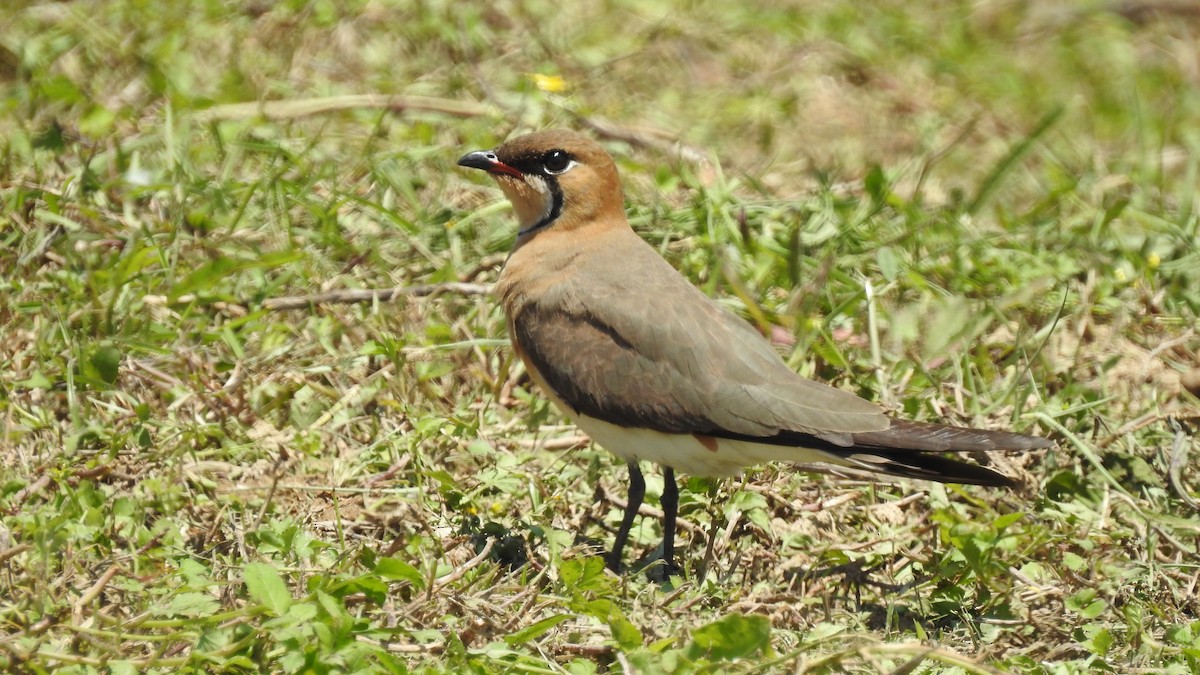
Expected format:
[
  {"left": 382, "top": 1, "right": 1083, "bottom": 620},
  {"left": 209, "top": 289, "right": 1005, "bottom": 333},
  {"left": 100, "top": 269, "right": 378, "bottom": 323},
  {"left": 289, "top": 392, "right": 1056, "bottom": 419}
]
[{"left": 2, "top": 0, "right": 1199, "bottom": 672}]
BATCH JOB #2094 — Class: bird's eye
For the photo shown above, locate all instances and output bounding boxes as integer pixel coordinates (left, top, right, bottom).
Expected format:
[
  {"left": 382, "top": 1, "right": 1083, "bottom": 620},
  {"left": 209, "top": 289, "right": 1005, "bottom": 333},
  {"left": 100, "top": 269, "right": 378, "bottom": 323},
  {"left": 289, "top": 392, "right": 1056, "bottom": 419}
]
[{"left": 542, "top": 150, "right": 573, "bottom": 175}]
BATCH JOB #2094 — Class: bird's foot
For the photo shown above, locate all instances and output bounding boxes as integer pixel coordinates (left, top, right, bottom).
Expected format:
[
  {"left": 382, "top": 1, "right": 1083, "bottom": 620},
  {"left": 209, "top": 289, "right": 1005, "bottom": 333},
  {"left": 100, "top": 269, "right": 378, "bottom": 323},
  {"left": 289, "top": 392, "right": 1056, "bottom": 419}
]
[
  {"left": 574, "top": 533, "right": 608, "bottom": 558},
  {"left": 604, "top": 548, "right": 683, "bottom": 582},
  {"left": 640, "top": 558, "right": 683, "bottom": 585},
  {"left": 634, "top": 545, "right": 683, "bottom": 585}
]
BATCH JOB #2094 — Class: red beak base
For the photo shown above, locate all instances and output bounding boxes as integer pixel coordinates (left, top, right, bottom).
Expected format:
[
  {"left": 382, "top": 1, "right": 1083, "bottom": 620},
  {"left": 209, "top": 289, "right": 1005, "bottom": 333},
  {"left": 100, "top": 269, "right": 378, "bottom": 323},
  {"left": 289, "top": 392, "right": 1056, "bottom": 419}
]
[{"left": 457, "top": 150, "right": 523, "bottom": 178}]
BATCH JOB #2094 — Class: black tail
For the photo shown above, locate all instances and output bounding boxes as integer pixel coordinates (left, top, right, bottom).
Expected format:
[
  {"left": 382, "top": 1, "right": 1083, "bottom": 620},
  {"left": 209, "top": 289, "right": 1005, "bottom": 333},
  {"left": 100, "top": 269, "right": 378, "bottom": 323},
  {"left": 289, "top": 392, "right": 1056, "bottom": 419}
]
[
  {"left": 716, "top": 418, "right": 1053, "bottom": 488},
  {"left": 838, "top": 448, "right": 1021, "bottom": 488},
  {"left": 839, "top": 418, "right": 1052, "bottom": 488}
]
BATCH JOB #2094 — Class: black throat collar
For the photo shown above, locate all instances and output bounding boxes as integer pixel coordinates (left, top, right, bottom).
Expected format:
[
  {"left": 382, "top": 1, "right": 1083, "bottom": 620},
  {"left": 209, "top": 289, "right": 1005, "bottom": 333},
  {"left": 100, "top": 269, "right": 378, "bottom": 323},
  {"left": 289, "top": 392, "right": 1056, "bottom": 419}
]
[{"left": 517, "top": 178, "right": 564, "bottom": 237}]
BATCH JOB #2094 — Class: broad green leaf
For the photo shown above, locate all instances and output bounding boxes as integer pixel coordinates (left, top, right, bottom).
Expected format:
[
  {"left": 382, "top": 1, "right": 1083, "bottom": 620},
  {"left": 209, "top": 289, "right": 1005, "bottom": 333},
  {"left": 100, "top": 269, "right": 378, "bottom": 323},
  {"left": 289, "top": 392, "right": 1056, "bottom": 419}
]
[
  {"left": 992, "top": 512, "right": 1024, "bottom": 530},
  {"left": 578, "top": 599, "right": 642, "bottom": 650},
  {"left": 559, "top": 557, "right": 608, "bottom": 593},
  {"left": 687, "top": 613, "right": 771, "bottom": 661},
  {"left": 90, "top": 343, "right": 122, "bottom": 385},
  {"left": 244, "top": 563, "right": 292, "bottom": 615},
  {"left": 1088, "top": 627, "right": 1113, "bottom": 656},
  {"left": 374, "top": 558, "right": 426, "bottom": 588},
  {"left": 109, "top": 662, "right": 137, "bottom": 675},
  {"left": 1063, "top": 552, "right": 1087, "bottom": 572},
  {"left": 504, "top": 614, "right": 574, "bottom": 645},
  {"left": 609, "top": 616, "right": 643, "bottom": 651},
  {"left": 1079, "top": 599, "right": 1107, "bottom": 620},
  {"left": 317, "top": 590, "right": 351, "bottom": 627},
  {"left": 864, "top": 164, "right": 887, "bottom": 204},
  {"left": 876, "top": 245, "right": 900, "bottom": 281},
  {"left": 164, "top": 592, "right": 220, "bottom": 617},
  {"left": 565, "top": 658, "right": 599, "bottom": 675},
  {"left": 171, "top": 257, "right": 237, "bottom": 300},
  {"left": 18, "top": 371, "right": 53, "bottom": 389}
]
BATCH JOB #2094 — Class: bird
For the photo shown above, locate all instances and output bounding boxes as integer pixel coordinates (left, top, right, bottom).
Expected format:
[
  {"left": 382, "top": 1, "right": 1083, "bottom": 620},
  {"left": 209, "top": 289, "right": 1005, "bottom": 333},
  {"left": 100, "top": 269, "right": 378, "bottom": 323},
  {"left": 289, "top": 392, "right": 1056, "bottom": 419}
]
[{"left": 457, "top": 129, "right": 1053, "bottom": 577}]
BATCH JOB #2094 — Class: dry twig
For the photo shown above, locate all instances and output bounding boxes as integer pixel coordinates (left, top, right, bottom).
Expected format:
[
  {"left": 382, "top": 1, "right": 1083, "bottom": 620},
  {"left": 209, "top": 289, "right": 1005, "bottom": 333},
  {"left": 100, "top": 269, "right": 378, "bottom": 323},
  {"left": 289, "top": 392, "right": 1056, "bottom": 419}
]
[
  {"left": 574, "top": 114, "right": 713, "bottom": 169},
  {"left": 262, "top": 283, "right": 491, "bottom": 311},
  {"left": 1168, "top": 419, "right": 1199, "bottom": 512},
  {"left": 193, "top": 94, "right": 493, "bottom": 123}
]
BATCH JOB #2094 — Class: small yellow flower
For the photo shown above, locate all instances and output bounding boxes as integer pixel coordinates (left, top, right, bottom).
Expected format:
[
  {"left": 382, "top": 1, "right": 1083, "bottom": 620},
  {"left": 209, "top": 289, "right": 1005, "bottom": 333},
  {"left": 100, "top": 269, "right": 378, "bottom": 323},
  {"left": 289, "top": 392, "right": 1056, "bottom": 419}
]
[
  {"left": 1114, "top": 267, "right": 1127, "bottom": 282},
  {"left": 531, "top": 73, "right": 568, "bottom": 93},
  {"left": 1147, "top": 252, "right": 1161, "bottom": 270}
]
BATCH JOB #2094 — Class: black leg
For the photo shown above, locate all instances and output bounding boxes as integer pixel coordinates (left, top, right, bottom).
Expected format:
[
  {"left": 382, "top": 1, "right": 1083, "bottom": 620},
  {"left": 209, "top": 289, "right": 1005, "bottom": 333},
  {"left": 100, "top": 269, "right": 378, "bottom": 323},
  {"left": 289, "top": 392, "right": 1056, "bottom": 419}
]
[
  {"left": 607, "top": 461, "right": 644, "bottom": 572},
  {"left": 661, "top": 467, "right": 678, "bottom": 571}
]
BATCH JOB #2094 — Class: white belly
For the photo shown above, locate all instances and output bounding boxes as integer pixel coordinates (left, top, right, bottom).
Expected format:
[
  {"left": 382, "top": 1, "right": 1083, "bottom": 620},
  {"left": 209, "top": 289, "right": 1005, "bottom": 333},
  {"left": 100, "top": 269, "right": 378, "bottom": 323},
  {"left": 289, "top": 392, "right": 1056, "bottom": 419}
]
[
  {"left": 573, "top": 412, "right": 846, "bottom": 478},
  {"left": 517, "top": 351, "right": 847, "bottom": 477}
]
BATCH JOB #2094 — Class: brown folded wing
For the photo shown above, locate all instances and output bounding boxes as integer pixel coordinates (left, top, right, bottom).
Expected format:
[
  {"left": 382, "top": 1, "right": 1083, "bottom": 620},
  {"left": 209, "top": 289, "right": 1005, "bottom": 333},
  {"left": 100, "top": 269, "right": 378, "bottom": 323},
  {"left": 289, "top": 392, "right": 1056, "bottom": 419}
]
[{"left": 510, "top": 244, "right": 889, "bottom": 443}]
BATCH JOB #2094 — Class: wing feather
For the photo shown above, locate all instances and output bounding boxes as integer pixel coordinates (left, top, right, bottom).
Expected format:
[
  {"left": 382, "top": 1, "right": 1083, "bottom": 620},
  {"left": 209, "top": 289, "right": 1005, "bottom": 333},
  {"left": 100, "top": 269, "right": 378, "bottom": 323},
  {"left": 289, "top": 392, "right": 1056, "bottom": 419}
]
[{"left": 510, "top": 245, "right": 889, "bottom": 437}]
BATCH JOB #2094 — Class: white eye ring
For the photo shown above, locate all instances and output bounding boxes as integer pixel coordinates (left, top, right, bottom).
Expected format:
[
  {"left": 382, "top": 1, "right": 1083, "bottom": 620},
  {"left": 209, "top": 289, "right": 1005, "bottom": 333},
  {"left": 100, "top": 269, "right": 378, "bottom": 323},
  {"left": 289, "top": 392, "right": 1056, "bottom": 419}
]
[
  {"left": 543, "top": 150, "right": 576, "bottom": 175},
  {"left": 545, "top": 159, "right": 577, "bottom": 176}
]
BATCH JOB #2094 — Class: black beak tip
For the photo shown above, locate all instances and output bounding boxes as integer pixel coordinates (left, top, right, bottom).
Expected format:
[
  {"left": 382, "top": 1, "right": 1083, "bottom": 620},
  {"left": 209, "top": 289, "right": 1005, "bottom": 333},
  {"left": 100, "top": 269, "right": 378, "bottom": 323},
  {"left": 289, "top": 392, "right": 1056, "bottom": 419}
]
[{"left": 457, "top": 150, "right": 495, "bottom": 171}]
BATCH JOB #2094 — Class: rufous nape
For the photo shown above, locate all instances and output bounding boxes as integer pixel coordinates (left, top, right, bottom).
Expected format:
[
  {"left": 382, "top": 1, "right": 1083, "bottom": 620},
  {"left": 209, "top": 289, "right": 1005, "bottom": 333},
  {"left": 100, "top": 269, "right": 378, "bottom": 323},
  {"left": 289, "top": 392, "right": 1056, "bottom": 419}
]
[{"left": 458, "top": 129, "right": 1052, "bottom": 577}]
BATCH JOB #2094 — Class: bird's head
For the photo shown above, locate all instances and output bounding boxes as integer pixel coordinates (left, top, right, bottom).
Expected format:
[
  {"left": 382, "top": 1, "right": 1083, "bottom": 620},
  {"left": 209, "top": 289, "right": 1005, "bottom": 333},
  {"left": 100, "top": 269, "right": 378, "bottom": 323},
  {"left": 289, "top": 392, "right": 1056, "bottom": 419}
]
[{"left": 457, "top": 130, "right": 625, "bottom": 238}]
